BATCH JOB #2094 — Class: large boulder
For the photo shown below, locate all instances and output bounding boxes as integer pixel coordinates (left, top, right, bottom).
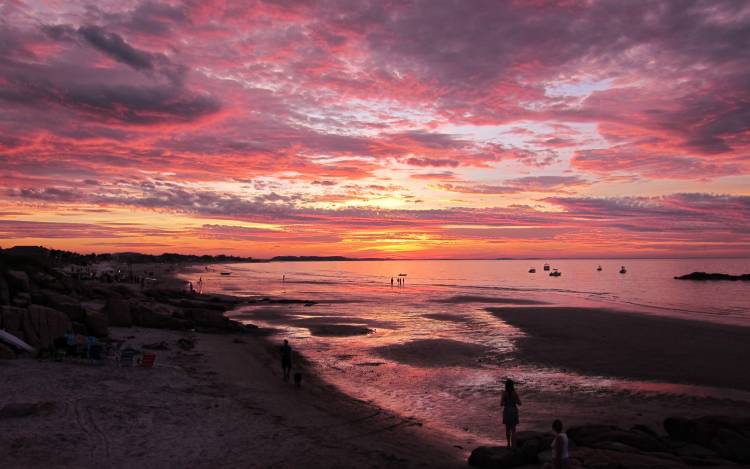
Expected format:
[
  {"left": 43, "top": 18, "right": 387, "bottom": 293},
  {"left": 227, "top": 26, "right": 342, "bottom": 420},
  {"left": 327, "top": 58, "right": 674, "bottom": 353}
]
[
  {"left": 1, "top": 305, "right": 26, "bottom": 332},
  {"left": 12, "top": 292, "right": 31, "bottom": 308},
  {"left": 23, "top": 305, "right": 72, "bottom": 348},
  {"left": 710, "top": 428, "right": 750, "bottom": 464},
  {"left": 183, "top": 308, "right": 230, "bottom": 329},
  {"left": 514, "top": 431, "right": 553, "bottom": 463},
  {"left": 5, "top": 270, "right": 30, "bottom": 293},
  {"left": 132, "top": 304, "right": 189, "bottom": 330},
  {"left": 468, "top": 446, "right": 525, "bottom": 468},
  {"left": 0, "top": 274, "right": 9, "bottom": 305},
  {"left": 664, "top": 416, "right": 750, "bottom": 464},
  {"left": 104, "top": 298, "right": 132, "bottom": 326},
  {"left": 40, "top": 291, "right": 86, "bottom": 322},
  {"left": 0, "top": 343, "right": 15, "bottom": 359}
]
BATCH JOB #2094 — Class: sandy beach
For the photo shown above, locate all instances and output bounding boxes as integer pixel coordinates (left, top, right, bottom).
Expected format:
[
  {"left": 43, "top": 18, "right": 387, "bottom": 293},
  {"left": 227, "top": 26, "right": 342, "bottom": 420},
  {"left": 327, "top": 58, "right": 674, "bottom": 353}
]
[
  {"left": 488, "top": 306, "right": 750, "bottom": 391},
  {"left": 0, "top": 326, "right": 463, "bottom": 469}
]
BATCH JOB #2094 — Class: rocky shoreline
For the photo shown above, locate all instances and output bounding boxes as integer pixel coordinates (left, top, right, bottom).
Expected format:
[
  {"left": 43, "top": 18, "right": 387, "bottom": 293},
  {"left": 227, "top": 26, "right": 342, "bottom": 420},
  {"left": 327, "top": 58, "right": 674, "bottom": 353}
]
[
  {"left": 469, "top": 416, "right": 750, "bottom": 468},
  {"left": 0, "top": 252, "right": 256, "bottom": 358}
]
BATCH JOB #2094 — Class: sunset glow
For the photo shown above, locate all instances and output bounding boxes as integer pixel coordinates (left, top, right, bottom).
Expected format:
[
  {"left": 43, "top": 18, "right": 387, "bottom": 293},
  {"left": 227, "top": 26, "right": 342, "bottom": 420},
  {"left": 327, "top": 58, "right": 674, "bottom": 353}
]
[{"left": 1, "top": 0, "right": 749, "bottom": 257}]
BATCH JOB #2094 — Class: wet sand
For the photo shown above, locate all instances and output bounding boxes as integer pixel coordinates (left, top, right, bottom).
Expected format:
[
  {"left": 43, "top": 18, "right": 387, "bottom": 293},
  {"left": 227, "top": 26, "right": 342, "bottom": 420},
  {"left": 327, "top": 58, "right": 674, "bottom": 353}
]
[
  {"left": 488, "top": 306, "right": 750, "bottom": 391},
  {"left": 0, "top": 327, "right": 463, "bottom": 468}
]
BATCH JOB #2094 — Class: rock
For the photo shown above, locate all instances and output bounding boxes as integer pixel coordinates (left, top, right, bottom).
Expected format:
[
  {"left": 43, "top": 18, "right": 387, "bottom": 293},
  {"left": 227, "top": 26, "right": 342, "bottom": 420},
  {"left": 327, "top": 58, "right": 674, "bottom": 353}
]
[
  {"left": 41, "top": 291, "right": 86, "bottom": 322},
  {"left": 665, "top": 417, "right": 696, "bottom": 442},
  {"left": 665, "top": 415, "right": 750, "bottom": 465},
  {"left": 519, "top": 437, "right": 541, "bottom": 463},
  {"left": 143, "top": 341, "right": 169, "bottom": 350},
  {"left": 571, "top": 425, "right": 668, "bottom": 453},
  {"left": 468, "top": 446, "right": 525, "bottom": 468},
  {"left": 710, "top": 428, "right": 750, "bottom": 464},
  {"left": 84, "top": 311, "right": 108, "bottom": 337},
  {"left": 630, "top": 424, "right": 659, "bottom": 439},
  {"left": 182, "top": 308, "right": 230, "bottom": 329},
  {"left": 572, "top": 447, "right": 683, "bottom": 468},
  {"left": 672, "top": 442, "right": 719, "bottom": 460},
  {"left": 675, "top": 272, "right": 750, "bottom": 281},
  {"left": 6, "top": 270, "right": 30, "bottom": 293},
  {"left": 1, "top": 305, "right": 26, "bottom": 331},
  {"left": 104, "top": 298, "right": 132, "bottom": 326},
  {"left": 0, "top": 274, "right": 9, "bottom": 304},
  {"left": 0, "top": 402, "right": 55, "bottom": 419},
  {"left": 12, "top": 292, "right": 31, "bottom": 308},
  {"left": 24, "top": 305, "right": 72, "bottom": 348},
  {"left": 514, "top": 431, "right": 552, "bottom": 463},
  {"left": 133, "top": 307, "right": 189, "bottom": 329},
  {"left": 0, "top": 343, "right": 16, "bottom": 359}
]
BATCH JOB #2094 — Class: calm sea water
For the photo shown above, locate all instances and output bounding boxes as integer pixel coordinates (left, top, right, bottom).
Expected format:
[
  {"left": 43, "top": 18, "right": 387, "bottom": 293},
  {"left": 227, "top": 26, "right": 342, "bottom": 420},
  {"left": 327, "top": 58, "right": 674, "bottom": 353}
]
[{"left": 185, "top": 259, "right": 750, "bottom": 445}]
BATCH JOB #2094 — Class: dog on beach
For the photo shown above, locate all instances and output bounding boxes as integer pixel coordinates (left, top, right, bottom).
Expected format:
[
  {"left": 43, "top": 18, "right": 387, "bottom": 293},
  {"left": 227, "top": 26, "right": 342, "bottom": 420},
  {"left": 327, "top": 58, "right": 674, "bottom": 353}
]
[{"left": 294, "top": 372, "right": 302, "bottom": 387}]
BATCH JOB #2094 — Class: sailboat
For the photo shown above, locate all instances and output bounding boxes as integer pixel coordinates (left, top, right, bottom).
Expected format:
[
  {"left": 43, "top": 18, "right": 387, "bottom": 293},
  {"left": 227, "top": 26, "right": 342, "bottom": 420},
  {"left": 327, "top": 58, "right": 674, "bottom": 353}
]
[
  {"left": 619, "top": 266, "right": 627, "bottom": 274},
  {"left": 597, "top": 265, "right": 602, "bottom": 271}
]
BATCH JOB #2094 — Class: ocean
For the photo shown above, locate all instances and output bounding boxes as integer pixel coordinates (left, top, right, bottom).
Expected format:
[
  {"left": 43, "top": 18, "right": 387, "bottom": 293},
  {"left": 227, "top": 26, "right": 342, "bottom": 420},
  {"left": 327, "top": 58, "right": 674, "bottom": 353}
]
[{"left": 186, "top": 258, "right": 750, "bottom": 445}]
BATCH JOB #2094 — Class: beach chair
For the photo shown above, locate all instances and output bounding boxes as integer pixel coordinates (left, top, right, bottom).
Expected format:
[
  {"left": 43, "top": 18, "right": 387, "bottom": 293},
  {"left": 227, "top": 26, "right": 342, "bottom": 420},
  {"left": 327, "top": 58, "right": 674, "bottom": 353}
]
[
  {"left": 140, "top": 353, "right": 156, "bottom": 368},
  {"left": 119, "top": 348, "right": 138, "bottom": 367}
]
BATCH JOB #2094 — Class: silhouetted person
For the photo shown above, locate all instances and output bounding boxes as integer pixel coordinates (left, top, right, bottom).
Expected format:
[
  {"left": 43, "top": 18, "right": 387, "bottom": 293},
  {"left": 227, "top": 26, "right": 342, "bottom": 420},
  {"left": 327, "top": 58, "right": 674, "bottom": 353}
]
[
  {"left": 390, "top": 277, "right": 394, "bottom": 287},
  {"left": 501, "top": 378, "right": 521, "bottom": 447},
  {"left": 545, "top": 419, "right": 569, "bottom": 469},
  {"left": 280, "top": 339, "right": 292, "bottom": 381}
]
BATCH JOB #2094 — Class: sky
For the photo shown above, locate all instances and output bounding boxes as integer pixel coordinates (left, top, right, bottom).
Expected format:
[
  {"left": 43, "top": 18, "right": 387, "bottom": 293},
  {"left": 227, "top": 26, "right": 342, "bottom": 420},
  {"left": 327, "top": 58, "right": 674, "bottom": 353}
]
[{"left": 1, "top": 0, "right": 749, "bottom": 258}]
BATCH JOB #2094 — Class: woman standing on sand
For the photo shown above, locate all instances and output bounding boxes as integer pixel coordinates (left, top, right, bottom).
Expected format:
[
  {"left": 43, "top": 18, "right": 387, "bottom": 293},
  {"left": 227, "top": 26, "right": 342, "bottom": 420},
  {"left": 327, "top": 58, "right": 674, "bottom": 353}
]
[{"left": 501, "top": 379, "right": 521, "bottom": 447}]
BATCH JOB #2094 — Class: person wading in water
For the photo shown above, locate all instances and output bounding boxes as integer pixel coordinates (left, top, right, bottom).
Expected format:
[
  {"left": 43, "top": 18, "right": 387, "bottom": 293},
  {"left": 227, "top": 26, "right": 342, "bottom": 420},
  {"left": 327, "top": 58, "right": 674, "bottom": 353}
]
[
  {"left": 501, "top": 378, "right": 522, "bottom": 447},
  {"left": 280, "top": 339, "right": 293, "bottom": 382}
]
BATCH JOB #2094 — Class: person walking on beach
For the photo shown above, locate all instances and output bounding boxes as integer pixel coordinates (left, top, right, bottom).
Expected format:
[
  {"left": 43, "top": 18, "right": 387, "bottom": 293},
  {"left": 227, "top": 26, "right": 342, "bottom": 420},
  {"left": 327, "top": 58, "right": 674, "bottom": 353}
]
[
  {"left": 501, "top": 378, "right": 521, "bottom": 447},
  {"left": 390, "top": 277, "right": 394, "bottom": 287},
  {"left": 544, "top": 419, "right": 569, "bottom": 469},
  {"left": 280, "top": 339, "right": 293, "bottom": 382}
]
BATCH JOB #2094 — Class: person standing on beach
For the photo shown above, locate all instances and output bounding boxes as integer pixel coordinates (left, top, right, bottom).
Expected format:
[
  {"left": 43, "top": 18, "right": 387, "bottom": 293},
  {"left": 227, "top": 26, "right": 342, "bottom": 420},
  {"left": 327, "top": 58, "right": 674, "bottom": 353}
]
[
  {"left": 390, "top": 277, "right": 394, "bottom": 287},
  {"left": 501, "top": 378, "right": 521, "bottom": 447},
  {"left": 280, "top": 339, "right": 293, "bottom": 381}
]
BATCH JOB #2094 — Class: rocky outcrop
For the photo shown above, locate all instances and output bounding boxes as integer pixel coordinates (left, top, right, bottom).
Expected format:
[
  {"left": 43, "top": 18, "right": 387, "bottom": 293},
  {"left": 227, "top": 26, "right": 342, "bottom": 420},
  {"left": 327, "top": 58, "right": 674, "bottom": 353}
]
[
  {"left": 469, "top": 417, "right": 750, "bottom": 468},
  {"left": 675, "top": 272, "right": 750, "bottom": 281},
  {"left": 6, "top": 270, "right": 30, "bottom": 293},
  {"left": 665, "top": 416, "right": 750, "bottom": 464},
  {"left": 0, "top": 274, "right": 9, "bottom": 305},
  {"left": 39, "top": 291, "right": 86, "bottom": 323},
  {"left": 468, "top": 446, "right": 524, "bottom": 468},
  {"left": 24, "top": 305, "right": 72, "bottom": 349}
]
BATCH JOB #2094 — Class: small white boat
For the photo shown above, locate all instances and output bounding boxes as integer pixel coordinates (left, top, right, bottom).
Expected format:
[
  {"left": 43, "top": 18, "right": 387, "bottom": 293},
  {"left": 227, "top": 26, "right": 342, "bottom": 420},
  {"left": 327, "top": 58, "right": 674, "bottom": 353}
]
[
  {"left": 549, "top": 269, "right": 561, "bottom": 277},
  {"left": 619, "top": 266, "right": 627, "bottom": 274},
  {"left": 543, "top": 263, "right": 551, "bottom": 271}
]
